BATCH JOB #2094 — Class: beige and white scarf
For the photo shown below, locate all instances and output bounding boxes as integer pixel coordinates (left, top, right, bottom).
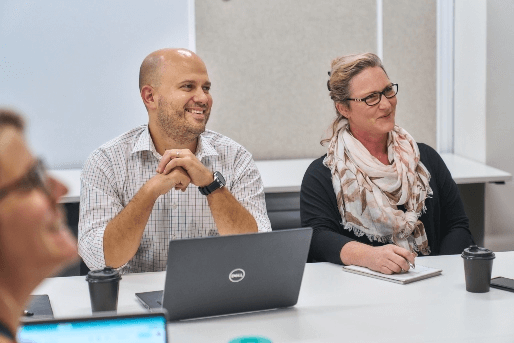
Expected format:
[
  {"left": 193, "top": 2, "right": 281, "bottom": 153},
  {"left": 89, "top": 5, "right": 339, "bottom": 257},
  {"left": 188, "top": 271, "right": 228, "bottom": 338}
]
[{"left": 324, "top": 120, "right": 432, "bottom": 255}]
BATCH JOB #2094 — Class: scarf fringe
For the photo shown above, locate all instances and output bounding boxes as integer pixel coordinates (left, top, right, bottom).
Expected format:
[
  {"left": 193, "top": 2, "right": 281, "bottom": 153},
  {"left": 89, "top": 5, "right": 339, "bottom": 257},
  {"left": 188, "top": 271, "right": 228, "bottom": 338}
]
[
  {"left": 344, "top": 221, "right": 431, "bottom": 255},
  {"left": 343, "top": 222, "right": 393, "bottom": 244}
]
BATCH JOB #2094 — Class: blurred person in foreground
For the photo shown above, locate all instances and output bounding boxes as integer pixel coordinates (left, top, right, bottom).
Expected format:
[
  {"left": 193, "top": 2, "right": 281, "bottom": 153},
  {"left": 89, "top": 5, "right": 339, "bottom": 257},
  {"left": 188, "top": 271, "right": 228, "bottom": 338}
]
[
  {"left": 300, "top": 53, "right": 474, "bottom": 274},
  {"left": 0, "top": 109, "right": 77, "bottom": 343}
]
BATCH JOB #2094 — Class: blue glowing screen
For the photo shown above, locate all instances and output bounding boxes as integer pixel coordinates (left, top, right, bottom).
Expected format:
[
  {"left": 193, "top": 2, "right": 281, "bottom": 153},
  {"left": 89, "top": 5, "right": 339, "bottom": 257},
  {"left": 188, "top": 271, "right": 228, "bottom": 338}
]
[{"left": 18, "top": 315, "right": 167, "bottom": 343}]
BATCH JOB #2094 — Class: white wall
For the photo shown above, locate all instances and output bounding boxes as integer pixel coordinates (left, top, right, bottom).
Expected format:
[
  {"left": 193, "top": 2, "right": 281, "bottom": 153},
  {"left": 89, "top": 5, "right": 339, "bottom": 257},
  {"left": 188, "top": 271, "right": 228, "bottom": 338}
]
[
  {"left": 454, "top": 0, "right": 487, "bottom": 163},
  {"left": 485, "top": 1, "right": 514, "bottom": 251},
  {"left": 0, "top": 0, "right": 191, "bottom": 168}
]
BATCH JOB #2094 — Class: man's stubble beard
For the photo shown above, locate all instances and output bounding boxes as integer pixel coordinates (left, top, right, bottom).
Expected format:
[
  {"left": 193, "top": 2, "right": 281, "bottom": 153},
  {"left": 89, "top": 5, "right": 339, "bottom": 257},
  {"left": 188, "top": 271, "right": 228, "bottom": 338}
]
[{"left": 157, "top": 99, "right": 210, "bottom": 145}]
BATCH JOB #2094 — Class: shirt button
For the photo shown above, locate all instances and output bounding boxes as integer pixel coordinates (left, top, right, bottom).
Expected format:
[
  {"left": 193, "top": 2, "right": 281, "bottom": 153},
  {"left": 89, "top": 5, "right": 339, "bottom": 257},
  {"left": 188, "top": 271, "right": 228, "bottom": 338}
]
[{"left": 171, "top": 203, "right": 178, "bottom": 210}]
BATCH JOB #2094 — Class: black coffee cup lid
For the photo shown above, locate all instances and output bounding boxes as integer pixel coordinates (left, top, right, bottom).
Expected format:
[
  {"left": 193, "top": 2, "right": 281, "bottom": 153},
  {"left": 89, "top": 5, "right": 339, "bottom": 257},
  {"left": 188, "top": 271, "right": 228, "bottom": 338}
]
[
  {"left": 461, "top": 245, "right": 495, "bottom": 259},
  {"left": 86, "top": 267, "right": 122, "bottom": 282}
]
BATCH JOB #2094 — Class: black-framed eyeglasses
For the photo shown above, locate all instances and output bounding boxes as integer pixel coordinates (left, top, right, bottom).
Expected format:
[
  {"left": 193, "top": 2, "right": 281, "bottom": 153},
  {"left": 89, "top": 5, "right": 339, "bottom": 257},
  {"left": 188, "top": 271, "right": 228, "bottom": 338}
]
[
  {"left": 345, "top": 83, "right": 398, "bottom": 106},
  {"left": 0, "top": 159, "right": 50, "bottom": 202}
]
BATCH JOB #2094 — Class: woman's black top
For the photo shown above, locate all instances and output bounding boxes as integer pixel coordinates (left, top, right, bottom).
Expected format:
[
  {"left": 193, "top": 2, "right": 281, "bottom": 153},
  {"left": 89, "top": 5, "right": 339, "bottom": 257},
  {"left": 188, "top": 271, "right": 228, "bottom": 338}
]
[{"left": 300, "top": 143, "right": 475, "bottom": 264}]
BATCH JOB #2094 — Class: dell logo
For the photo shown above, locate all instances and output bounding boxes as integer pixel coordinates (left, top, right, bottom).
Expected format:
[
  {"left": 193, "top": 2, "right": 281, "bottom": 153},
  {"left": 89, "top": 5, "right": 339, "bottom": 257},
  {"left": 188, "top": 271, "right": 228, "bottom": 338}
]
[{"left": 229, "top": 268, "right": 245, "bottom": 282}]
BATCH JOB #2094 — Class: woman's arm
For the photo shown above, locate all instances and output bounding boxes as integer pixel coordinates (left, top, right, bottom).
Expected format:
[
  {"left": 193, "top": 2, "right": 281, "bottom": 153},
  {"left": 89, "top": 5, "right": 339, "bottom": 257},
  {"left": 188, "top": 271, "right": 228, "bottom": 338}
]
[{"left": 300, "top": 157, "right": 353, "bottom": 264}]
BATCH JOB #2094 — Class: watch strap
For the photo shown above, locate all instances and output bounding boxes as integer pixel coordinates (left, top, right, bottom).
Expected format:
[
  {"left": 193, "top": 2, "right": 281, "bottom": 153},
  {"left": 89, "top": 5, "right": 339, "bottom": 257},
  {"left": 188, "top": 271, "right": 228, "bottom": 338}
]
[{"left": 198, "top": 172, "right": 224, "bottom": 195}]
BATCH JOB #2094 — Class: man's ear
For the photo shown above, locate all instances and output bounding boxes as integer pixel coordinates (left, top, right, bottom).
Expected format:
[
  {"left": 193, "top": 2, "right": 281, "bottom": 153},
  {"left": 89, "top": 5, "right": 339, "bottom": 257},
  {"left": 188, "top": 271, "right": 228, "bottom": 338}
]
[
  {"left": 335, "top": 102, "right": 350, "bottom": 119},
  {"left": 141, "top": 85, "right": 157, "bottom": 110}
]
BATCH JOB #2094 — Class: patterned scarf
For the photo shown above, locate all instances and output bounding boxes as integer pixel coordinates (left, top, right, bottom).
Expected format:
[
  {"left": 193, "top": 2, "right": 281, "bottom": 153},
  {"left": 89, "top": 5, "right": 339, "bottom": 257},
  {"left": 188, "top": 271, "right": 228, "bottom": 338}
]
[{"left": 324, "top": 120, "right": 432, "bottom": 255}]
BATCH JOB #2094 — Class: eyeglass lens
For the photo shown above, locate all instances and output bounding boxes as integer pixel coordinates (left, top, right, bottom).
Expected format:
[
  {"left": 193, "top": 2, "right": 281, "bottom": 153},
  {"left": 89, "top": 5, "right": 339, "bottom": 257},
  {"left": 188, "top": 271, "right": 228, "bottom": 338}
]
[{"left": 365, "top": 84, "right": 398, "bottom": 106}]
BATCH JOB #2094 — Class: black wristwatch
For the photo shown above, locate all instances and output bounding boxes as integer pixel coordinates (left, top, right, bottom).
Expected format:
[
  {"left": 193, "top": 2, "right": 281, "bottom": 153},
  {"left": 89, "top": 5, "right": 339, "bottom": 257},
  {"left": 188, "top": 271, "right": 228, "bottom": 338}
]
[{"left": 198, "top": 171, "right": 226, "bottom": 195}]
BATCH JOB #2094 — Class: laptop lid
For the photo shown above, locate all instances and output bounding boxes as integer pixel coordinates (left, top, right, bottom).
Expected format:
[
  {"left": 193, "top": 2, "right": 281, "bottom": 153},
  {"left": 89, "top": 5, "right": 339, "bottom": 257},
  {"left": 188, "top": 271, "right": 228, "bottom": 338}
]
[
  {"left": 17, "top": 311, "right": 168, "bottom": 343},
  {"left": 159, "top": 227, "right": 312, "bottom": 321}
]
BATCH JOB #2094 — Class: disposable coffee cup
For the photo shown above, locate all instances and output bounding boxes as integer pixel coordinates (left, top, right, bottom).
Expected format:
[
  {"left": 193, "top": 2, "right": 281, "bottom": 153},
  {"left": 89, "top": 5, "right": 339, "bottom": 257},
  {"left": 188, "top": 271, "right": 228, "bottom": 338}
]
[
  {"left": 461, "top": 245, "right": 495, "bottom": 293},
  {"left": 86, "top": 267, "right": 122, "bottom": 312}
]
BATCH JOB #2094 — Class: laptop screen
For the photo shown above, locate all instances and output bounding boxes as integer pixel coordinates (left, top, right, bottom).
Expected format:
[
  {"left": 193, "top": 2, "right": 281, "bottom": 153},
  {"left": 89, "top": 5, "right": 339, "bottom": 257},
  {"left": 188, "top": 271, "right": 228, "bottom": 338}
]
[{"left": 17, "top": 313, "right": 167, "bottom": 343}]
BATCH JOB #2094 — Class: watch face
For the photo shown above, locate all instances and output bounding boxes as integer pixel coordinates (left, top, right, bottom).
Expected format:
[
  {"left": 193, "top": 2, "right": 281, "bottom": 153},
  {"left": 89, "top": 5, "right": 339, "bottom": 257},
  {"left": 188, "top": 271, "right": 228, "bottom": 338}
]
[{"left": 214, "top": 171, "right": 226, "bottom": 187}]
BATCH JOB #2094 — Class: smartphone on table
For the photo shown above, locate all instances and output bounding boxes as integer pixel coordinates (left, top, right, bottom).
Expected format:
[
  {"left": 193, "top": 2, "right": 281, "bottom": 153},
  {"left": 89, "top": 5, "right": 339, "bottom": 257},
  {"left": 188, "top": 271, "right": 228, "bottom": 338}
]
[{"left": 490, "top": 276, "right": 514, "bottom": 292}]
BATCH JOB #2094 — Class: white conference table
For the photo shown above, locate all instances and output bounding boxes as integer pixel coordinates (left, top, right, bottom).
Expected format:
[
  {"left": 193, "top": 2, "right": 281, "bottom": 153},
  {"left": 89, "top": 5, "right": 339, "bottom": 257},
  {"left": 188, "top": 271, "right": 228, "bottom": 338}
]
[{"left": 33, "top": 251, "right": 514, "bottom": 342}]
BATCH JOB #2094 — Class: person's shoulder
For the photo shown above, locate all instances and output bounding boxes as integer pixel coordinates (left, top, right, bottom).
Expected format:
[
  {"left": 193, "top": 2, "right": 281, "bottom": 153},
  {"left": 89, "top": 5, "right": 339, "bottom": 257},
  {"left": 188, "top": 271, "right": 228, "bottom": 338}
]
[
  {"left": 303, "top": 154, "right": 330, "bottom": 182},
  {"left": 97, "top": 125, "right": 147, "bottom": 151},
  {"left": 85, "top": 125, "right": 147, "bottom": 165},
  {"left": 306, "top": 154, "right": 329, "bottom": 173},
  {"left": 417, "top": 142, "right": 446, "bottom": 174},
  {"left": 201, "top": 129, "right": 248, "bottom": 153},
  {"left": 301, "top": 154, "right": 333, "bottom": 196},
  {"left": 417, "top": 142, "right": 438, "bottom": 156}
]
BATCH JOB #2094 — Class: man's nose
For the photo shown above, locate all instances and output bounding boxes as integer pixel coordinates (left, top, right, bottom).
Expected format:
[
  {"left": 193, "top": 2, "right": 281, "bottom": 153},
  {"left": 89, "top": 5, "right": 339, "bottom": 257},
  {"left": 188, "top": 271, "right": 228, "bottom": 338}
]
[
  {"left": 193, "top": 88, "right": 209, "bottom": 104},
  {"left": 48, "top": 177, "right": 69, "bottom": 203}
]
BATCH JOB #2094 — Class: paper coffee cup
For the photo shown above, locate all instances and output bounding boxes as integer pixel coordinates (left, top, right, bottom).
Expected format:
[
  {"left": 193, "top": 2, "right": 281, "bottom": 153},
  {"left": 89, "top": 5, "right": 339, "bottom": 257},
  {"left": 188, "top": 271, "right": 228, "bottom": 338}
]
[
  {"left": 86, "top": 267, "right": 122, "bottom": 312},
  {"left": 462, "top": 245, "right": 495, "bottom": 293}
]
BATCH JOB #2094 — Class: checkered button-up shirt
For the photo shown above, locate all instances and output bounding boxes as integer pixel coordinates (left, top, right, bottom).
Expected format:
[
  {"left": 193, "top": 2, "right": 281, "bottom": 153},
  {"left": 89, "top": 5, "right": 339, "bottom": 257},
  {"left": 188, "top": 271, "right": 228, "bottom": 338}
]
[{"left": 78, "top": 125, "right": 271, "bottom": 274}]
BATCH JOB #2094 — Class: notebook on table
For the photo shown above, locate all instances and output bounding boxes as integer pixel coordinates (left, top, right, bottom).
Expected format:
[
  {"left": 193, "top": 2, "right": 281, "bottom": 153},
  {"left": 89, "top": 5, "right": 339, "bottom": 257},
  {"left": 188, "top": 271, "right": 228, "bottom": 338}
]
[
  {"left": 342, "top": 264, "right": 442, "bottom": 284},
  {"left": 136, "top": 228, "right": 313, "bottom": 321},
  {"left": 17, "top": 311, "right": 168, "bottom": 343}
]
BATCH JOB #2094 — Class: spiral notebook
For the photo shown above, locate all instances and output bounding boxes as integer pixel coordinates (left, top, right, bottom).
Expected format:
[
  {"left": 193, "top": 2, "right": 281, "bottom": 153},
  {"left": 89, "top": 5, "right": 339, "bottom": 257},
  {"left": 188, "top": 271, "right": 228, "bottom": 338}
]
[{"left": 342, "top": 264, "right": 442, "bottom": 284}]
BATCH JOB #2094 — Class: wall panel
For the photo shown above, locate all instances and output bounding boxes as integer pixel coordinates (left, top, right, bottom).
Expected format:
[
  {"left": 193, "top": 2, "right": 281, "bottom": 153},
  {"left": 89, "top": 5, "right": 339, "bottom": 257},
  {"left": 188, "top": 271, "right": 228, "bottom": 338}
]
[
  {"left": 196, "top": 0, "right": 376, "bottom": 160},
  {"left": 383, "top": 0, "right": 437, "bottom": 148}
]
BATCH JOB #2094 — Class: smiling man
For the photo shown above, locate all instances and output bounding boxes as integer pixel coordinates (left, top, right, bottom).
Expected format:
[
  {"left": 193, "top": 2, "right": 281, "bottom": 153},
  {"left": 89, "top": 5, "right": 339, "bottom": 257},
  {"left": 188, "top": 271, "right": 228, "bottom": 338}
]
[{"left": 78, "top": 49, "right": 271, "bottom": 273}]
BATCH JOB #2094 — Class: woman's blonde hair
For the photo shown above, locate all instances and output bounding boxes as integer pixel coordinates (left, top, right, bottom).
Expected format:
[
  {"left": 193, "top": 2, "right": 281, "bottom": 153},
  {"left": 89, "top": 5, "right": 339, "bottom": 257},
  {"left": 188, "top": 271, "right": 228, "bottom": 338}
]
[{"left": 322, "top": 52, "right": 387, "bottom": 146}]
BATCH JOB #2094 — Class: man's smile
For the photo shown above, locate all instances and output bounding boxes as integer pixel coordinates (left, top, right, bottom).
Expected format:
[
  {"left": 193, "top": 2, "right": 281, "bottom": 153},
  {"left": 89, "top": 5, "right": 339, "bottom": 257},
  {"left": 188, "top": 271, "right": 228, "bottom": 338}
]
[{"left": 185, "top": 107, "right": 208, "bottom": 120}]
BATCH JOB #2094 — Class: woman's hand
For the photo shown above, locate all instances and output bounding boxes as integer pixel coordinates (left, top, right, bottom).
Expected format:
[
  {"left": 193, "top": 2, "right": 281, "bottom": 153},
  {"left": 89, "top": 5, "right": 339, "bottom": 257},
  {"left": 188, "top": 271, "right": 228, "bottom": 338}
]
[{"left": 340, "top": 242, "right": 416, "bottom": 275}]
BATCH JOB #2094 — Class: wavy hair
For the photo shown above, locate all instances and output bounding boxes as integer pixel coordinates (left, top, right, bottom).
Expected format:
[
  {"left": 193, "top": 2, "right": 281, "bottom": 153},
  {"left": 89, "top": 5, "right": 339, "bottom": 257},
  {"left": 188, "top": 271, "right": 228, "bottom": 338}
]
[{"left": 321, "top": 53, "right": 387, "bottom": 146}]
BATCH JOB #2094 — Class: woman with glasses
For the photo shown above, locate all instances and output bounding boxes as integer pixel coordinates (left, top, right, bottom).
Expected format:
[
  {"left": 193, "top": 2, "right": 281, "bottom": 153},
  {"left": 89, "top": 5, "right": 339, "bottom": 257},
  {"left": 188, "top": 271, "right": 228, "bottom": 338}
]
[{"left": 300, "top": 53, "right": 474, "bottom": 274}]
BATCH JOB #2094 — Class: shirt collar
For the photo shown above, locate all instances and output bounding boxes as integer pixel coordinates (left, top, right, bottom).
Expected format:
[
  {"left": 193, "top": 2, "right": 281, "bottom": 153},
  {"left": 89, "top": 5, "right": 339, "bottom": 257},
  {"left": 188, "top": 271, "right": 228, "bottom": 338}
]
[
  {"left": 196, "top": 131, "right": 219, "bottom": 161},
  {"left": 132, "top": 125, "right": 159, "bottom": 157},
  {"left": 131, "top": 126, "right": 219, "bottom": 161}
]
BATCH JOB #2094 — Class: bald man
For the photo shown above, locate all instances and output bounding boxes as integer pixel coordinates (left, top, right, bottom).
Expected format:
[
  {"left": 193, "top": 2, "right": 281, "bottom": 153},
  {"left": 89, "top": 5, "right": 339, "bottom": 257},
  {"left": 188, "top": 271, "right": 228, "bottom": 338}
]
[{"left": 78, "top": 49, "right": 271, "bottom": 273}]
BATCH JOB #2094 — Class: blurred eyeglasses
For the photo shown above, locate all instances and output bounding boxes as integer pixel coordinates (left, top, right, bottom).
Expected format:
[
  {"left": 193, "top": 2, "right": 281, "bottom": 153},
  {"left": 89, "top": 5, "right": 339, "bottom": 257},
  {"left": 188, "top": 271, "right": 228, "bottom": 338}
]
[{"left": 0, "top": 159, "right": 50, "bottom": 201}]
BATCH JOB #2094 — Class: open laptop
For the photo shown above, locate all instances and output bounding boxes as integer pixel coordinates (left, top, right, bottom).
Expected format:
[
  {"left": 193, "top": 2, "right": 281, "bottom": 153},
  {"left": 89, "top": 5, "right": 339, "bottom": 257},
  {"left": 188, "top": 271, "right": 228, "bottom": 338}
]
[
  {"left": 136, "top": 227, "right": 312, "bottom": 321},
  {"left": 17, "top": 311, "right": 168, "bottom": 343}
]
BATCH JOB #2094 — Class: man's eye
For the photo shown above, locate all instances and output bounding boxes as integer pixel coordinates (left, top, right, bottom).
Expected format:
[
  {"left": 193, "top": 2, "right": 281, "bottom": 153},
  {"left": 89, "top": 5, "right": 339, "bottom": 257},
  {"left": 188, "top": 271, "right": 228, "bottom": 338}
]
[
  {"left": 202, "top": 86, "right": 210, "bottom": 92},
  {"left": 182, "top": 84, "right": 193, "bottom": 90}
]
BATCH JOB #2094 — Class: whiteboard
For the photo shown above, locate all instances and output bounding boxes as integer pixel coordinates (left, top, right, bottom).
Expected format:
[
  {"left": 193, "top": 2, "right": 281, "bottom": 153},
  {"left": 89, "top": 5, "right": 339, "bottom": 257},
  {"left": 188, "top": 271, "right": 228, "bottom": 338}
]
[{"left": 0, "top": 0, "right": 192, "bottom": 168}]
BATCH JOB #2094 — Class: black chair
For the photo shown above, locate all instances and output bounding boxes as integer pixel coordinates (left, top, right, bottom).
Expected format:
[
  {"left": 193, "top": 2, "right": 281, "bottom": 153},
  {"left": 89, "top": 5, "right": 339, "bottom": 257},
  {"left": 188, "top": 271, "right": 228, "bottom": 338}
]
[{"left": 79, "top": 259, "right": 90, "bottom": 276}]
